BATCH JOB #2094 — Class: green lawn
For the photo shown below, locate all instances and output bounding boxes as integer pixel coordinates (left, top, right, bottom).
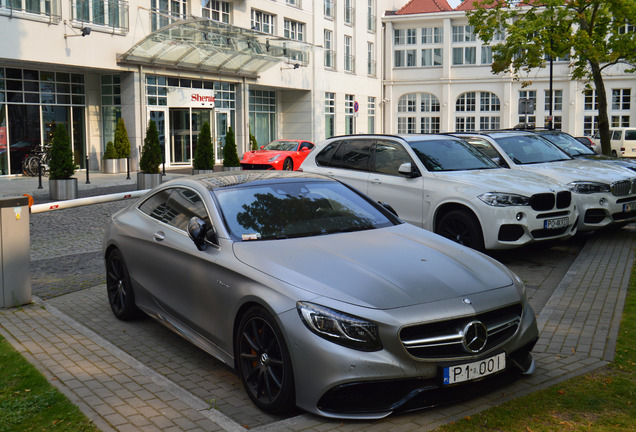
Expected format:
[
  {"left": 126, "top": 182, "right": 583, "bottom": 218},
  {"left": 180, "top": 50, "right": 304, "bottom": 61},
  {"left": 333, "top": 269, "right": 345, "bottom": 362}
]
[
  {"left": 436, "top": 272, "right": 636, "bottom": 431},
  {"left": 0, "top": 334, "right": 98, "bottom": 432}
]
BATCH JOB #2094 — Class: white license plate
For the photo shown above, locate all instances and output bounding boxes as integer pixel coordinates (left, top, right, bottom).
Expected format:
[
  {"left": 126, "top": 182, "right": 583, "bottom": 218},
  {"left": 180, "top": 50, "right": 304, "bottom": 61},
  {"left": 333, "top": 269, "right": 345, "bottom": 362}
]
[
  {"left": 623, "top": 203, "right": 634, "bottom": 212},
  {"left": 544, "top": 216, "right": 569, "bottom": 229},
  {"left": 443, "top": 353, "right": 506, "bottom": 385}
]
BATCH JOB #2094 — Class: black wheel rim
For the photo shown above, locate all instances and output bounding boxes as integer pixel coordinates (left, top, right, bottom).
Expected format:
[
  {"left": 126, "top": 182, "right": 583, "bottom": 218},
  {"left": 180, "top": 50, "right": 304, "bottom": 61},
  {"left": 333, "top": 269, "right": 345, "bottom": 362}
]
[
  {"left": 440, "top": 218, "right": 474, "bottom": 247},
  {"left": 106, "top": 254, "right": 128, "bottom": 316},
  {"left": 283, "top": 159, "right": 292, "bottom": 170},
  {"left": 239, "top": 317, "right": 285, "bottom": 404}
]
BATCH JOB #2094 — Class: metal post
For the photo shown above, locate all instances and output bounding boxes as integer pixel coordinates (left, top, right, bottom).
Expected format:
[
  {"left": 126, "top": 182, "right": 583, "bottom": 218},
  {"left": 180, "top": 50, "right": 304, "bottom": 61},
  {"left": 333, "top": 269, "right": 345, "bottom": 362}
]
[
  {"left": 126, "top": 156, "right": 131, "bottom": 180},
  {"left": 37, "top": 157, "right": 43, "bottom": 189},
  {"left": 162, "top": 150, "right": 166, "bottom": 176},
  {"left": 85, "top": 155, "right": 90, "bottom": 184}
]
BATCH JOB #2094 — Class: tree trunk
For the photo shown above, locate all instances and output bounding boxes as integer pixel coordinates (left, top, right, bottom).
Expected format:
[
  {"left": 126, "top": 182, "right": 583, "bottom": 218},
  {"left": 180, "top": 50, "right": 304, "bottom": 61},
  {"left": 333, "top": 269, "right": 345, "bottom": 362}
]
[{"left": 590, "top": 61, "right": 611, "bottom": 156}]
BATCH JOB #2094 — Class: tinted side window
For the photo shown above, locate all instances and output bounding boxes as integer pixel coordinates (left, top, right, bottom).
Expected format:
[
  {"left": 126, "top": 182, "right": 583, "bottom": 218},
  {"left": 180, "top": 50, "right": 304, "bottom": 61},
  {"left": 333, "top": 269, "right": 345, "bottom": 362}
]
[
  {"left": 626, "top": 131, "right": 636, "bottom": 141},
  {"left": 612, "top": 130, "right": 622, "bottom": 140},
  {"left": 373, "top": 140, "right": 413, "bottom": 175},
  {"left": 300, "top": 141, "right": 314, "bottom": 150},
  {"left": 315, "top": 141, "right": 341, "bottom": 166},
  {"left": 163, "top": 188, "right": 211, "bottom": 232},
  {"left": 330, "top": 139, "right": 372, "bottom": 171},
  {"left": 138, "top": 189, "right": 172, "bottom": 222}
]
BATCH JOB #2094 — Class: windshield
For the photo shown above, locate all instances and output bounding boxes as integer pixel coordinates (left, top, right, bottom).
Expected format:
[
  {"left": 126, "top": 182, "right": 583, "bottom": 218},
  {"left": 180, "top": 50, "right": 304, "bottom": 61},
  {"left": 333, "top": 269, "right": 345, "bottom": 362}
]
[
  {"left": 408, "top": 138, "right": 499, "bottom": 171},
  {"left": 264, "top": 140, "right": 299, "bottom": 151},
  {"left": 538, "top": 132, "right": 595, "bottom": 157},
  {"left": 493, "top": 135, "right": 572, "bottom": 164},
  {"left": 214, "top": 180, "right": 397, "bottom": 241}
]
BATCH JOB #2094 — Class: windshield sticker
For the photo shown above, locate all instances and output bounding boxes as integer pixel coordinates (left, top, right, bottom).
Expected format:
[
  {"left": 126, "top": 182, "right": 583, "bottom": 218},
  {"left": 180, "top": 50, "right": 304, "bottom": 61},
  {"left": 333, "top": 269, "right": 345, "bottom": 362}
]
[{"left": 242, "top": 233, "right": 261, "bottom": 241}]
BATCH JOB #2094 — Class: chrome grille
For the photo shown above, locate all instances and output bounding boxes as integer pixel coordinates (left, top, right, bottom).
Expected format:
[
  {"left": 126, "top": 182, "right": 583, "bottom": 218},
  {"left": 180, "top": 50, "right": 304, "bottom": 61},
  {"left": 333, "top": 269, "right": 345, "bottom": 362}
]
[
  {"left": 611, "top": 180, "right": 632, "bottom": 197},
  {"left": 399, "top": 304, "right": 522, "bottom": 360}
]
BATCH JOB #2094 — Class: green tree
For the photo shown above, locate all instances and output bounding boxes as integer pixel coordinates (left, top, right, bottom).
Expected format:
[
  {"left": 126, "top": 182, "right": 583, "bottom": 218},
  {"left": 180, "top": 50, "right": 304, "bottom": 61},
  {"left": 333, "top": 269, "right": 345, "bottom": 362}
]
[
  {"left": 103, "top": 141, "right": 117, "bottom": 159},
  {"left": 48, "top": 124, "right": 75, "bottom": 180},
  {"left": 113, "top": 118, "right": 131, "bottom": 158},
  {"left": 468, "top": 0, "right": 636, "bottom": 155},
  {"left": 222, "top": 126, "right": 241, "bottom": 167},
  {"left": 140, "top": 120, "right": 162, "bottom": 174},
  {"left": 249, "top": 128, "right": 258, "bottom": 151},
  {"left": 193, "top": 121, "right": 215, "bottom": 170}
]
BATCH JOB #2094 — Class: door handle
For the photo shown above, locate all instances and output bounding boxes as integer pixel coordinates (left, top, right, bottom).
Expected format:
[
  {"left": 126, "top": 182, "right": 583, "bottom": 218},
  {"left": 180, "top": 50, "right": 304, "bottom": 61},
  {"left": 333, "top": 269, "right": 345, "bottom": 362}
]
[
  {"left": 153, "top": 231, "right": 165, "bottom": 241},
  {"left": 370, "top": 178, "right": 382, "bottom": 184}
]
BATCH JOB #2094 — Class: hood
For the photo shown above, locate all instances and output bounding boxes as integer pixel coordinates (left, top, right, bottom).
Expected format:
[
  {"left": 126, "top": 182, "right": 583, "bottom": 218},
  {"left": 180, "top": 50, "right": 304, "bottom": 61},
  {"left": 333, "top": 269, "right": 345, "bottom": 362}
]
[
  {"left": 438, "top": 168, "right": 568, "bottom": 194},
  {"left": 242, "top": 150, "right": 294, "bottom": 163},
  {"left": 232, "top": 224, "right": 514, "bottom": 309},
  {"left": 521, "top": 159, "right": 636, "bottom": 183}
]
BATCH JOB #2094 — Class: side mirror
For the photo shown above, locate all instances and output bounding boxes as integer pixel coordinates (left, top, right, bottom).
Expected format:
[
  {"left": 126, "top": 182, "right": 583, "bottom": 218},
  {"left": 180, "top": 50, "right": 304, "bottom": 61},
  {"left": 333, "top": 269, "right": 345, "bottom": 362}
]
[
  {"left": 260, "top": 145, "right": 265, "bottom": 150},
  {"left": 188, "top": 217, "right": 216, "bottom": 251},
  {"left": 378, "top": 201, "right": 399, "bottom": 217},
  {"left": 397, "top": 162, "right": 421, "bottom": 178}
]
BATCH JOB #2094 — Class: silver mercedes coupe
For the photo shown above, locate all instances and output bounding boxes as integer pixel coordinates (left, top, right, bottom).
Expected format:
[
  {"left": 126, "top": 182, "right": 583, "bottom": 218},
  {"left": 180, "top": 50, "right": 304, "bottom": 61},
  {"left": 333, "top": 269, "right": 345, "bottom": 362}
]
[{"left": 103, "top": 171, "right": 538, "bottom": 419}]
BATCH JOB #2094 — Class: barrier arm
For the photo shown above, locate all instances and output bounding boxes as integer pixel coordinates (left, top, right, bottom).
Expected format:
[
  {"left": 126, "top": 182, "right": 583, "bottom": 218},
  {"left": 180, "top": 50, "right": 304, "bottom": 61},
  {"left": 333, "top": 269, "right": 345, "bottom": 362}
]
[{"left": 30, "top": 190, "right": 149, "bottom": 214}]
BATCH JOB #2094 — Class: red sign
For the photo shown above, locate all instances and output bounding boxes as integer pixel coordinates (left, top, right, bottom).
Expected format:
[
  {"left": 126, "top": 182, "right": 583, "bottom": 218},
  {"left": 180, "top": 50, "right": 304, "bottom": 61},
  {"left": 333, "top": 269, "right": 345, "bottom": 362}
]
[{"left": 191, "top": 94, "right": 216, "bottom": 103}]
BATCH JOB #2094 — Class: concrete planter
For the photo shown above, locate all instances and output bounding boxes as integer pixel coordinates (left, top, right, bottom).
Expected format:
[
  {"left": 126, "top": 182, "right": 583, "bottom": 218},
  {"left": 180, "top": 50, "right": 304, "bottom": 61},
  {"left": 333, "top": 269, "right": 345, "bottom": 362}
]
[
  {"left": 102, "top": 159, "right": 118, "bottom": 174},
  {"left": 117, "top": 158, "right": 128, "bottom": 173},
  {"left": 49, "top": 178, "right": 78, "bottom": 201},
  {"left": 137, "top": 172, "right": 162, "bottom": 190},
  {"left": 192, "top": 169, "right": 216, "bottom": 175}
]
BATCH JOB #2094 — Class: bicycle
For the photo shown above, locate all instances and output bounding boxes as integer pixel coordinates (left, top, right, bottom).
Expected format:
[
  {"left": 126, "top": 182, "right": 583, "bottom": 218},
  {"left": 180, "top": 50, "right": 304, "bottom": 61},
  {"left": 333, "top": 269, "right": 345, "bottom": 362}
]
[{"left": 21, "top": 144, "right": 51, "bottom": 177}]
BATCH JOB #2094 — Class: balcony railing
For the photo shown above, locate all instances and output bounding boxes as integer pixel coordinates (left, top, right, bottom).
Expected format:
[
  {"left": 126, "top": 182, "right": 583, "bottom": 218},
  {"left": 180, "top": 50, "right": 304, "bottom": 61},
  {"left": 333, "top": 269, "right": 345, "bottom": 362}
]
[{"left": 0, "top": 0, "right": 61, "bottom": 23}]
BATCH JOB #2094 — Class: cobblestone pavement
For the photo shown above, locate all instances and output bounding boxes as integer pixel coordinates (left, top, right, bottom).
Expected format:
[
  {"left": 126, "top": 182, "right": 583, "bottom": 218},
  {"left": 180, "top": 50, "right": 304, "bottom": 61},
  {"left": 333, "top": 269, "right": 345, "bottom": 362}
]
[{"left": 0, "top": 173, "right": 633, "bottom": 431}]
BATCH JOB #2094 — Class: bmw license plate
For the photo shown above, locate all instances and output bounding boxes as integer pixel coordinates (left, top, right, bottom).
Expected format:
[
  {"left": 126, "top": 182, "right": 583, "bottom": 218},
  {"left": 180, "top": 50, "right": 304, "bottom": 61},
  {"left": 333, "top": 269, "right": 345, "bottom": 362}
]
[
  {"left": 443, "top": 353, "right": 506, "bottom": 385},
  {"left": 623, "top": 203, "right": 634, "bottom": 212},
  {"left": 544, "top": 216, "right": 569, "bottom": 229}
]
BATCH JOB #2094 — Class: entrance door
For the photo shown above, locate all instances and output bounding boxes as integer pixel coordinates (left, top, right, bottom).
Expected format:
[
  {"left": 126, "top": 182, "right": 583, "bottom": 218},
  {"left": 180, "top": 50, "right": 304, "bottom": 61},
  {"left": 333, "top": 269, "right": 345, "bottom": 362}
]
[
  {"left": 215, "top": 110, "right": 229, "bottom": 165},
  {"left": 170, "top": 109, "right": 190, "bottom": 164},
  {"left": 150, "top": 109, "right": 168, "bottom": 166}
]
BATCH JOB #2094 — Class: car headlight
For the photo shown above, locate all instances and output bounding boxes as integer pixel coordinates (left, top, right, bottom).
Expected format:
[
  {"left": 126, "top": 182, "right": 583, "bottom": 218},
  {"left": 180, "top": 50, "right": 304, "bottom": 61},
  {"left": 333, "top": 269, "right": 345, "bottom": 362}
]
[
  {"left": 297, "top": 302, "right": 382, "bottom": 352},
  {"left": 566, "top": 181, "right": 610, "bottom": 194},
  {"left": 478, "top": 192, "right": 530, "bottom": 206},
  {"left": 268, "top": 154, "right": 281, "bottom": 162}
]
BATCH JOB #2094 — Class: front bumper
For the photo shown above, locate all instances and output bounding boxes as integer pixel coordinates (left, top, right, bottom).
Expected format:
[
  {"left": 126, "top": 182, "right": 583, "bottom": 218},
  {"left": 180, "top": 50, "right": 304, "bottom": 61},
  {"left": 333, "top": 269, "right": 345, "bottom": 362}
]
[
  {"left": 574, "top": 193, "right": 636, "bottom": 231},
  {"left": 278, "top": 289, "right": 539, "bottom": 419}
]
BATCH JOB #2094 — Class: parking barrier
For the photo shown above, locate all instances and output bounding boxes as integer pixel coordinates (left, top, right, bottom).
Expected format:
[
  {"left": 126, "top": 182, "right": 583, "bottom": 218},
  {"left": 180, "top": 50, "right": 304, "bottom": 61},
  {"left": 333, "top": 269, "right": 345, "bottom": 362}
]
[{"left": 30, "top": 189, "right": 148, "bottom": 214}]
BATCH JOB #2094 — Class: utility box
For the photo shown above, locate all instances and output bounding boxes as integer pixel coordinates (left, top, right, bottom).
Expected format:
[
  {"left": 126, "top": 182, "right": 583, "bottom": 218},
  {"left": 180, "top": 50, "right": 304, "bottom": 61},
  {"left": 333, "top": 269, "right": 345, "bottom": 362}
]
[{"left": 0, "top": 196, "right": 31, "bottom": 308}]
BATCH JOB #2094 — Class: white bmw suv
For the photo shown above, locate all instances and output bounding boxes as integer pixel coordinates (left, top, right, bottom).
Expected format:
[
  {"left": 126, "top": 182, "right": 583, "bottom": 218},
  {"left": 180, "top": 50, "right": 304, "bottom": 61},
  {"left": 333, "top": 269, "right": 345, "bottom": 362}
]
[
  {"left": 453, "top": 131, "right": 636, "bottom": 232},
  {"left": 300, "top": 134, "right": 578, "bottom": 250}
]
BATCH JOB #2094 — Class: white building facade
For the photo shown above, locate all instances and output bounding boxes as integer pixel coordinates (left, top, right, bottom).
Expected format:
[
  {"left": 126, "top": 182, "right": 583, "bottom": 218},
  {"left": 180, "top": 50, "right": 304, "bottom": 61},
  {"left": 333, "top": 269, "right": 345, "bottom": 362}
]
[
  {"left": 0, "top": 0, "right": 633, "bottom": 176},
  {"left": 0, "top": 0, "right": 389, "bottom": 175},
  {"left": 382, "top": 0, "right": 635, "bottom": 139}
]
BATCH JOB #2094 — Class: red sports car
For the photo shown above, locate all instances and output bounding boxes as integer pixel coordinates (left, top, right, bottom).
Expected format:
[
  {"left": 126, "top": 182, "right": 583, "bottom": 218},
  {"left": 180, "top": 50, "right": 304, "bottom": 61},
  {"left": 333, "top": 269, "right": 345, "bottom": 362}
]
[{"left": 241, "top": 139, "right": 314, "bottom": 171}]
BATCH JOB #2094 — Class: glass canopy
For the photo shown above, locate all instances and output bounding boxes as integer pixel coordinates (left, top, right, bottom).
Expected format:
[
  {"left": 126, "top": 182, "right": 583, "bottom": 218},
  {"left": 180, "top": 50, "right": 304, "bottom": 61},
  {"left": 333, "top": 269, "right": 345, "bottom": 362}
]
[{"left": 118, "top": 18, "right": 311, "bottom": 78}]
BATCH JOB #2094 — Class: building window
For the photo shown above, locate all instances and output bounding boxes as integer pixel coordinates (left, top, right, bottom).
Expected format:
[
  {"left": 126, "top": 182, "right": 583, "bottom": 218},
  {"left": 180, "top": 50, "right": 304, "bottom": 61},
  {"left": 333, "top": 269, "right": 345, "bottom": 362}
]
[
  {"left": 345, "top": 94, "right": 355, "bottom": 134},
  {"left": 324, "top": 30, "right": 334, "bottom": 69},
  {"left": 421, "top": 27, "right": 443, "bottom": 43},
  {"left": 151, "top": 0, "right": 186, "bottom": 31},
  {"left": 611, "top": 115, "right": 630, "bottom": 127},
  {"left": 456, "top": 91, "right": 500, "bottom": 131},
  {"left": 367, "top": 0, "right": 375, "bottom": 32},
  {"left": 518, "top": 90, "right": 537, "bottom": 124},
  {"left": 397, "top": 93, "right": 440, "bottom": 134},
  {"left": 368, "top": 97, "right": 375, "bottom": 133},
  {"left": 251, "top": 9, "right": 274, "bottom": 34},
  {"left": 398, "top": 94, "right": 417, "bottom": 112},
  {"left": 202, "top": 0, "right": 229, "bottom": 23},
  {"left": 545, "top": 89, "right": 563, "bottom": 111},
  {"left": 344, "top": 0, "right": 354, "bottom": 25},
  {"left": 2, "top": 0, "right": 61, "bottom": 20},
  {"left": 325, "top": 92, "right": 335, "bottom": 138},
  {"left": 480, "top": 92, "right": 500, "bottom": 112},
  {"left": 456, "top": 92, "right": 476, "bottom": 112},
  {"left": 421, "top": 117, "right": 440, "bottom": 133},
  {"left": 452, "top": 25, "right": 476, "bottom": 42},
  {"left": 480, "top": 116, "right": 500, "bottom": 130},
  {"left": 421, "top": 48, "right": 442, "bottom": 66},
  {"left": 101, "top": 74, "right": 121, "bottom": 150},
  {"left": 612, "top": 89, "right": 631, "bottom": 110},
  {"left": 395, "top": 49, "right": 416, "bottom": 67},
  {"left": 72, "top": 0, "right": 128, "bottom": 30},
  {"left": 145, "top": 75, "right": 167, "bottom": 106},
  {"left": 249, "top": 89, "right": 276, "bottom": 145},
  {"left": 286, "top": 0, "right": 299, "bottom": 7},
  {"left": 324, "top": 0, "right": 334, "bottom": 18},
  {"left": 481, "top": 46, "right": 492, "bottom": 64},
  {"left": 367, "top": 42, "right": 376, "bottom": 76},
  {"left": 584, "top": 89, "right": 598, "bottom": 111},
  {"left": 284, "top": 19, "right": 304, "bottom": 41},
  {"left": 453, "top": 47, "right": 476, "bottom": 65},
  {"left": 544, "top": 115, "right": 562, "bottom": 130},
  {"left": 344, "top": 35, "right": 354, "bottom": 72},
  {"left": 398, "top": 117, "right": 416, "bottom": 134},
  {"left": 456, "top": 117, "right": 476, "bottom": 132},
  {"left": 584, "top": 115, "right": 598, "bottom": 136}
]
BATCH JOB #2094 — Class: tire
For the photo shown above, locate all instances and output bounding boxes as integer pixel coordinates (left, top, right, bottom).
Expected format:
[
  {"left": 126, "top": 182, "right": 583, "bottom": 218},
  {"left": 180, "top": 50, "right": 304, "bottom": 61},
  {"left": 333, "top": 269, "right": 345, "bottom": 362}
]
[
  {"left": 106, "top": 248, "right": 141, "bottom": 320},
  {"left": 436, "top": 210, "right": 484, "bottom": 251},
  {"left": 236, "top": 306, "right": 295, "bottom": 414},
  {"left": 27, "top": 157, "right": 41, "bottom": 177},
  {"left": 282, "top": 158, "right": 293, "bottom": 171},
  {"left": 611, "top": 150, "right": 618, "bottom": 157}
]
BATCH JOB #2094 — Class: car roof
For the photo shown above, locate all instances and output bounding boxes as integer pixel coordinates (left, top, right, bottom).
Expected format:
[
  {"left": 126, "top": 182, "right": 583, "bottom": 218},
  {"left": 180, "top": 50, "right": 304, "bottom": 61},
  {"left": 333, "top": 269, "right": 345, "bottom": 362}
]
[
  {"left": 323, "top": 133, "right": 463, "bottom": 143},
  {"left": 188, "top": 170, "right": 332, "bottom": 191}
]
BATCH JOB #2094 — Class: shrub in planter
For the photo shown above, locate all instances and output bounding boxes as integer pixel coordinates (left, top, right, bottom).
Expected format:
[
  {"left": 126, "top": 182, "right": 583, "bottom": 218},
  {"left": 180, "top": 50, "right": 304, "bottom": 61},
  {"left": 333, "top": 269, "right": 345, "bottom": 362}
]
[
  {"left": 193, "top": 121, "right": 215, "bottom": 171},
  {"left": 249, "top": 128, "right": 258, "bottom": 151},
  {"left": 49, "top": 124, "right": 75, "bottom": 180},
  {"left": 104, "top": 141, "right": 118, "bottom": 159},
  {"left": 114, "top": 118, "right": 131, "bottom": 158},
  {"left": 103, "top": 140, "right": 119, "bottom": 174},
  {"left": 138, "top": 120, "right": 163, "bottom": 190},
  {"left": 222, "top": 126, "right": 241, "bottom": 168}
]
